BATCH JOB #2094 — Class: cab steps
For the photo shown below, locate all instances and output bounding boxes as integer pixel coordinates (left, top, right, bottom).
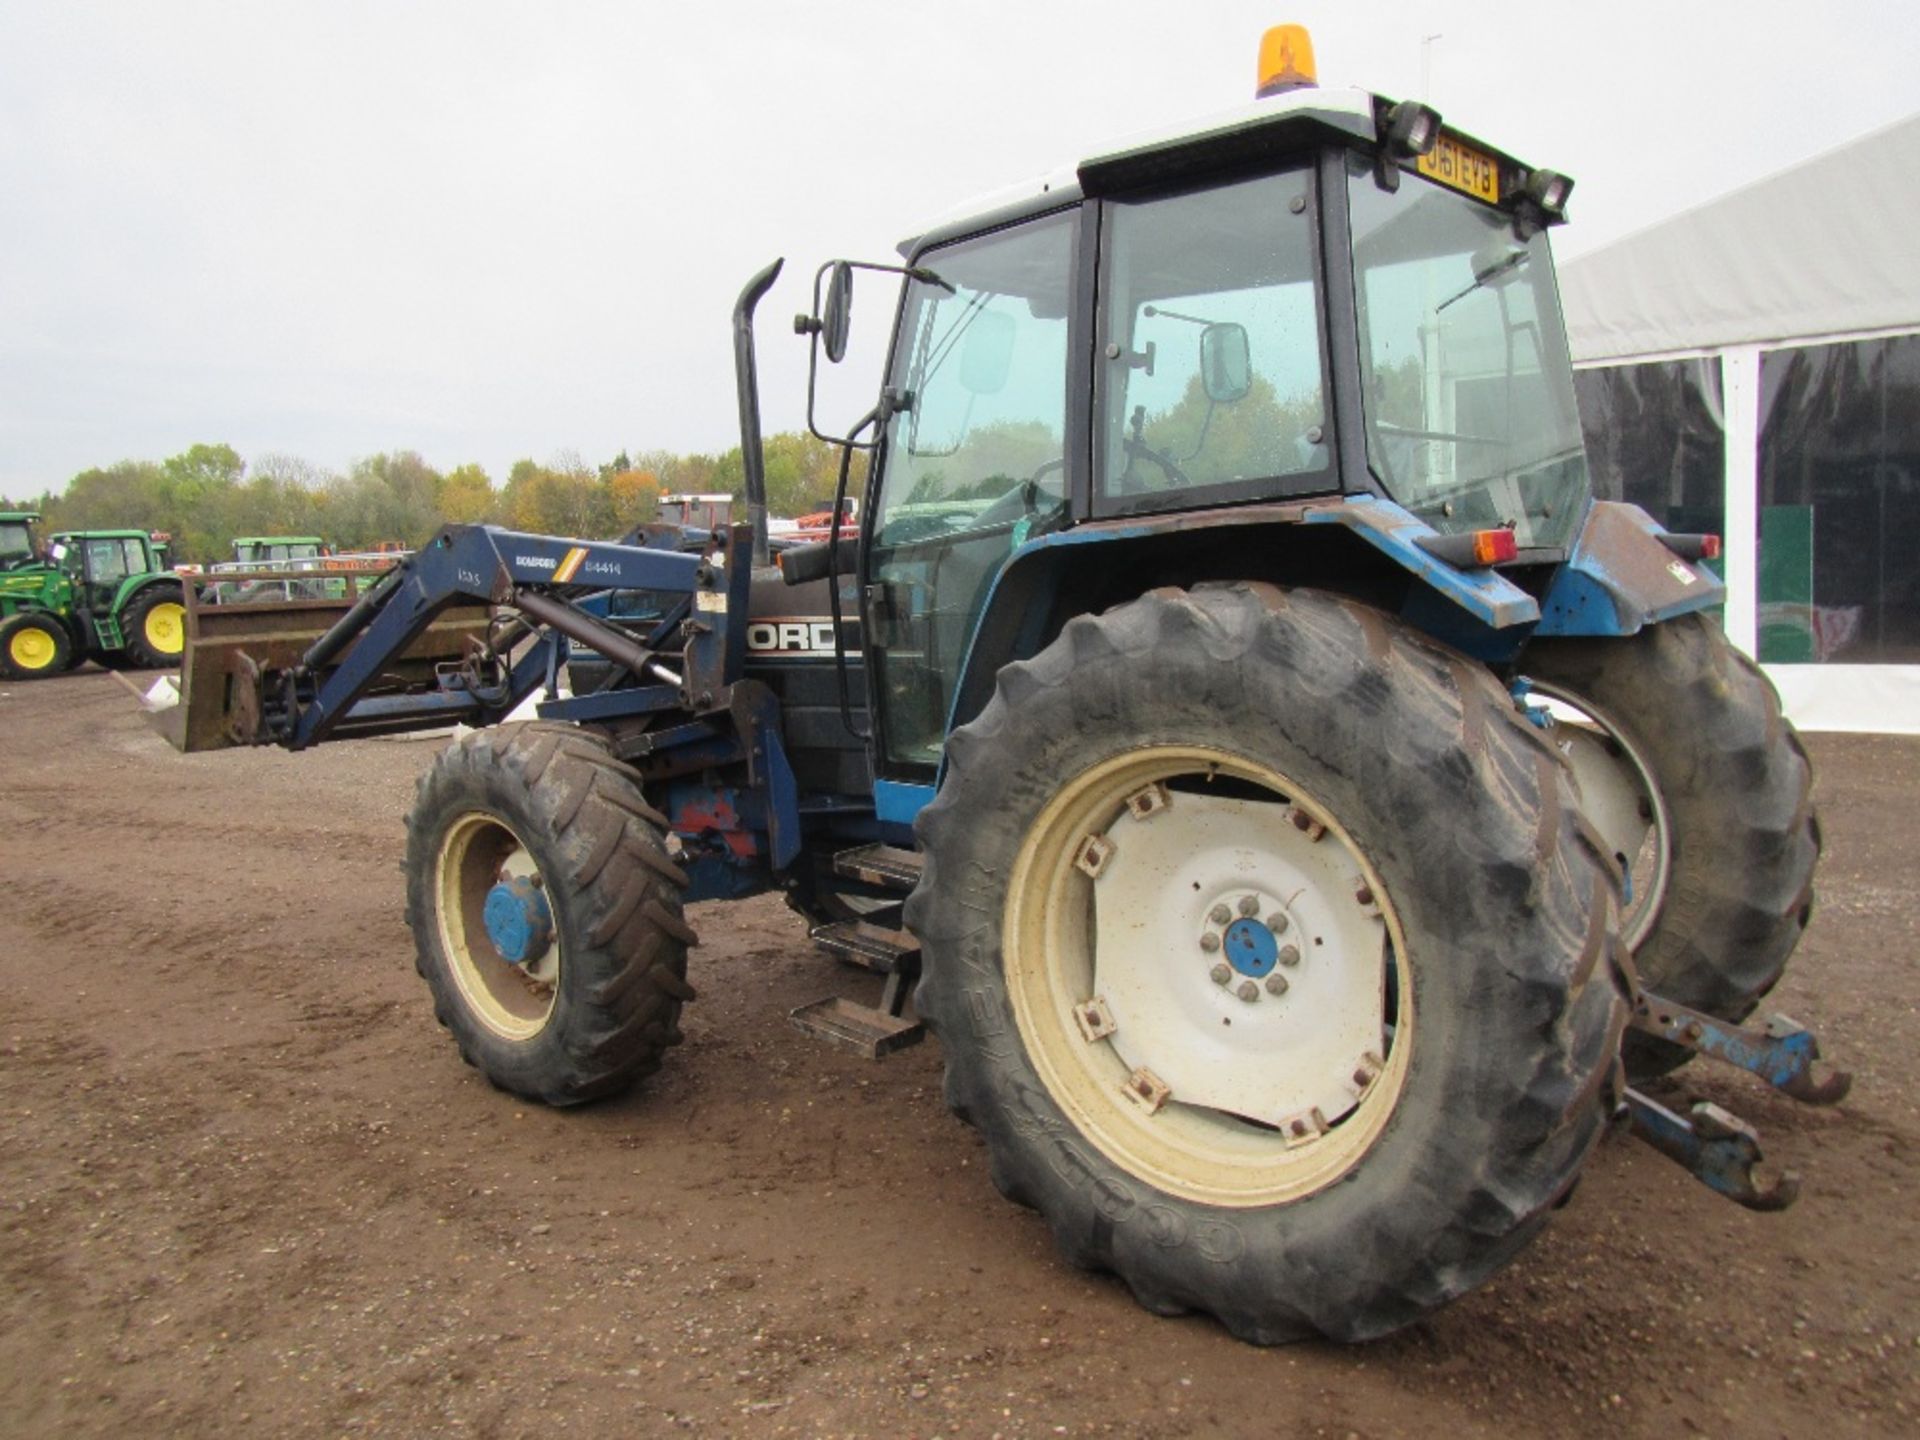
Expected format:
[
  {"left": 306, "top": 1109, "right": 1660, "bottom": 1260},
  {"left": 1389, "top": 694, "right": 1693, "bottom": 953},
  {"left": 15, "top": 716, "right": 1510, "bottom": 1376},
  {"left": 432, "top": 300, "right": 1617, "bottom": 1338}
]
[{"left": 789, "top": 844, "right": 927, "bottom": 1058}]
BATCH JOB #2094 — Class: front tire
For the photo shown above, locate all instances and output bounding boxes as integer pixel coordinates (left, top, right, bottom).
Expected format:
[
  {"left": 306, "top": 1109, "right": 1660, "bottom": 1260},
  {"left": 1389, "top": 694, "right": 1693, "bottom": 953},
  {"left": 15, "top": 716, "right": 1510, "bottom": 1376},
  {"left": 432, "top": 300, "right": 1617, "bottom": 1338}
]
[
  {"left": 0, "top": 612, "right": 72, "bottom": 679},
  {"left": 406, "top": 722, "right": 697, "bottom": 1106},
  {"left": 910, "top": 585, "right": 1628, "bottom": 1343},
  {"left": 1522, "top": 613, "right": 1819, "bottom": 1078}
]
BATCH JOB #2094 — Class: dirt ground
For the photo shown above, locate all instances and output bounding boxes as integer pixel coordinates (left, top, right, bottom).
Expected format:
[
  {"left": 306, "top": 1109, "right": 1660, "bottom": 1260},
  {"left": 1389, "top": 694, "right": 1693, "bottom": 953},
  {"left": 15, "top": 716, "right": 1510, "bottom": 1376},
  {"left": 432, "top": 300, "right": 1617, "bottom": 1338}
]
[{"left": 2, "top": 671, "right": 1916, "bottom": 1439}]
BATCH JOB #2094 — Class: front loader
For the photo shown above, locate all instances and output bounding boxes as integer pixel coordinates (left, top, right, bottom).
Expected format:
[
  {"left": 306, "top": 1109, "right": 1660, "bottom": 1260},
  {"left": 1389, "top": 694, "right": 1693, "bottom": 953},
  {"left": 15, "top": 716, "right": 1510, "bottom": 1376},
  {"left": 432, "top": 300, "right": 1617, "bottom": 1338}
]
[{"left": 162, "top": 25, "right": 1841, "bottom": 1344}]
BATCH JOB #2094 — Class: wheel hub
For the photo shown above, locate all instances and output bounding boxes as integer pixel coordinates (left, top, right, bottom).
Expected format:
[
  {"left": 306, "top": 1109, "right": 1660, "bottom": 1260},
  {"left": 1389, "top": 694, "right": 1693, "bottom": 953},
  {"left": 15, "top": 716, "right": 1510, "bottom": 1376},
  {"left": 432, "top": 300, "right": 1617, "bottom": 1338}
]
[
  {"left": 10, "top": 627, "right": 55, "bottom": 669},
  {"left": 482, "top": 875, "right": 553, "bottom": 965},
  {"left": 1084, "top": 788, "right": 1389, "bottom": 1131},
  {"left": 1220, "top": 913, "right": 1283, "bottom": 977}
]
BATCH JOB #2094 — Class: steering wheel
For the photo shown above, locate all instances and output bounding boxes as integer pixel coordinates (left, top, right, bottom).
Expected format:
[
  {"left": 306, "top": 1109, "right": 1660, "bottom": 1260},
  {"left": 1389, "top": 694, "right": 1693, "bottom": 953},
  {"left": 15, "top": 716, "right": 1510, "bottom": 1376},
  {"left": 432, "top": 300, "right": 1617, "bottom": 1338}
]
[
  {"left": 971, "top": 458, "right": 1068, "bottom": 533},
  {"left": 1115, "top": 438, "right": 1193, "bottom": 495},
  {"left": 1020, "top": 456, "right": 1067, "bottom": 514}
]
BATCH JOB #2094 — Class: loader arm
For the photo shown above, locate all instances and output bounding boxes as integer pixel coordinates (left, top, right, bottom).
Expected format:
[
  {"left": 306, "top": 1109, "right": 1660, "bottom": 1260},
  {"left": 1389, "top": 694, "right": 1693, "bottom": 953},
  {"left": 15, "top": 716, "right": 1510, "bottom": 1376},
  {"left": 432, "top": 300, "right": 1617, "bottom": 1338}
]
[{"left": 170, "top": 523, "right": 749, "bottom": 752}]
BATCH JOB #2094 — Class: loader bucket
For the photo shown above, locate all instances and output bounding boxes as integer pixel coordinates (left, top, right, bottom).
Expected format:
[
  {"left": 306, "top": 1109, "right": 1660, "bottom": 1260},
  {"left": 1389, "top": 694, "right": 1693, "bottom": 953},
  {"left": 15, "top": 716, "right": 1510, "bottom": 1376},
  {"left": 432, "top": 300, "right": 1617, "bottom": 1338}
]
[{"left": 157, "top": 569, "right": 489, "bottom": 752}]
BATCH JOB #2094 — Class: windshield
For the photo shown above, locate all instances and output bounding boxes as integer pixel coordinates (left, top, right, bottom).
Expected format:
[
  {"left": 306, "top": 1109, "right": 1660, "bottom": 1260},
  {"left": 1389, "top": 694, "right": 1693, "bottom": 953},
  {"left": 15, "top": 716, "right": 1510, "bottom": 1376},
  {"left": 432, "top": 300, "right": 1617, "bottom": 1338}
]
[
  {"left": 874, "top": 214, "right": 1073, "bottom": 549},
  {"left": 1349, "top": 162, "right": 1590, "bottom": 550},
  {"left": 0, "top": 521, "right": 37, "bottom": 569}
]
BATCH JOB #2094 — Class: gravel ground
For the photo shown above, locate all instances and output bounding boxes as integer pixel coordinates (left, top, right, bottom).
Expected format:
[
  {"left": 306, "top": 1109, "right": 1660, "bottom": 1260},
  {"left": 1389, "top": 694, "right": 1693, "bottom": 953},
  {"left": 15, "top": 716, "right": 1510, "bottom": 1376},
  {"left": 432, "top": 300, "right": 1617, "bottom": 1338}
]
[{"left": 2, "top": 670, "right": 1916, "bottom": 1438}]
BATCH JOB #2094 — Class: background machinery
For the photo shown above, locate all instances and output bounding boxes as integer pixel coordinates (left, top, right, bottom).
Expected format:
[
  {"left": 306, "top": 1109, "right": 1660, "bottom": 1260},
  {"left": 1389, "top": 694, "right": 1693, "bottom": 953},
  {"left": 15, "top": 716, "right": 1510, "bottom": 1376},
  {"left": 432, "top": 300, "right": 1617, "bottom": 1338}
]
[
  {"left": 1, "top": 514, "right": 189, "bottom": 678},
  {"left": 162, "top": 27, "right": 1838, "bottom": 1343}
]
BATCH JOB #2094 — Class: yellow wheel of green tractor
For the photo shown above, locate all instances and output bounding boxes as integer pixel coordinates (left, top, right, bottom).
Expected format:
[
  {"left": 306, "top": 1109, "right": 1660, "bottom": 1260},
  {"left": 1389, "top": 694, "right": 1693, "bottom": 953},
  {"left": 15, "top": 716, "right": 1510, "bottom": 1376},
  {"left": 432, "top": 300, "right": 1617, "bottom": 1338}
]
[
  {"left": 121, "top": 586, "right": 188, "bottom": 668},
  {"left": 0, "top": 613, "right": 73, "bottom": 680},
  {"left": 144, "top": 599, "right": 186, "bottom": 655}
]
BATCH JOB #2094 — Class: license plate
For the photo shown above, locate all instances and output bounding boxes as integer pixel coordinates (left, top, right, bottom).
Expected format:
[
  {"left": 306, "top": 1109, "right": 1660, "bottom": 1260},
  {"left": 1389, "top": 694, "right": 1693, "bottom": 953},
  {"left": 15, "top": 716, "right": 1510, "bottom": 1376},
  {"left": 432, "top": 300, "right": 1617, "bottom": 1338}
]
[{"left": 1416, "top": 135, "right": 1500, "bottom": 203}]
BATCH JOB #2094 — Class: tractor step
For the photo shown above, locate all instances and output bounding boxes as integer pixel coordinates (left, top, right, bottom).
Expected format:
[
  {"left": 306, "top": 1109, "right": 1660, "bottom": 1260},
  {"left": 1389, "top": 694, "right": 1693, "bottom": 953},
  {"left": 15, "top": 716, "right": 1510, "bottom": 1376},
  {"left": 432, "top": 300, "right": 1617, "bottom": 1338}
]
[
  {"left": 810, "top": 918, "right": 921, "bottom": 973},
  {"left": 788, "top": 996, "right": 926, "bottom": 1058},
  {"left": 831, "top": 843, "right": 923, "bottom": 892}
]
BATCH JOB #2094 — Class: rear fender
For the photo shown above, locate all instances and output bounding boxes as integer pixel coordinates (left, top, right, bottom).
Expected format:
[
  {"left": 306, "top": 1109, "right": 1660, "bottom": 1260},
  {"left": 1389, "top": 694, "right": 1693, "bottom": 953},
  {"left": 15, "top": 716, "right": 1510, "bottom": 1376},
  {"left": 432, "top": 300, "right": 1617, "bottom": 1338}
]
[
  {"left": 1533, "top": 501, "right": 1725, "bottom": 638},
  {"left": 945, "top": 496, "right": 1544, "bottom": 742},
  {"left": 113, "top": 573, "right": 183, "bottom": 615}
]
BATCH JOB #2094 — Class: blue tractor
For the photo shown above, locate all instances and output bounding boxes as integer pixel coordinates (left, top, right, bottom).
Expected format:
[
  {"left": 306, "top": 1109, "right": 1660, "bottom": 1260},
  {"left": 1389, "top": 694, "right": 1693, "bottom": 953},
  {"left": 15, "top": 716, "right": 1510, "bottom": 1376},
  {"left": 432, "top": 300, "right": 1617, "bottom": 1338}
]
[{"left": 167, "top": 27, "right": 1839, "bottom": 1343}]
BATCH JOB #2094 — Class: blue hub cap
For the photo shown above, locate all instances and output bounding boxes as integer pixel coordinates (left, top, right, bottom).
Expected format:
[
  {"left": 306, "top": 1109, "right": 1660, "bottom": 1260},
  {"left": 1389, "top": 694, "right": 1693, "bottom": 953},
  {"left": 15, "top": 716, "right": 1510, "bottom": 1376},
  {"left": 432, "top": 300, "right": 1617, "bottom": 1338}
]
[
  {"left": 483, "top": 875, "right": 554, "bottom": 965},
  {"left": 1223, "top": 917, "right": 1280, "bottom": 978}
]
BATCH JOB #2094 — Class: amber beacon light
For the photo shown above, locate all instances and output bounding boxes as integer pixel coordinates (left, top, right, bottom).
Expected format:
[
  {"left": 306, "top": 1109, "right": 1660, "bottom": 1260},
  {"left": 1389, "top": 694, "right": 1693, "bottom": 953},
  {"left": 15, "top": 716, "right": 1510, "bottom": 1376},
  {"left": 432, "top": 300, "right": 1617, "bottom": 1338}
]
[{"left": 1255, "top": 24, "right": 1318, "bottom": 97}]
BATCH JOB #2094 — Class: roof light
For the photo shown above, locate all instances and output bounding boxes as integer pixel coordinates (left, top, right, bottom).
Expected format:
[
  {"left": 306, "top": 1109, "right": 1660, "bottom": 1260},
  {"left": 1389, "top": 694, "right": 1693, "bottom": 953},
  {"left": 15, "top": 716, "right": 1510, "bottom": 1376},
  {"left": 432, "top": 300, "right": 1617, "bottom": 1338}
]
[
  {"left": 1255, "top": 24, "right": 1318, "bottom": 97},
  {"left": 1523, "top": 168, "right": 1575, "bottom": 215},
  {"left": 1385, "top": 100, "right": 1442, "bottom": 157}
]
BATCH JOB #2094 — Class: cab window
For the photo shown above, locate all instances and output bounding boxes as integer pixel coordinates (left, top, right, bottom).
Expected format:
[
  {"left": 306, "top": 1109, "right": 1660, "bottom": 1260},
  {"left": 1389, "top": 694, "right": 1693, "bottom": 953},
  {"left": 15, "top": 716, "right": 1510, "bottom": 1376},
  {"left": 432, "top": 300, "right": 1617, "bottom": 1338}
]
[
  {"left": 868, "top": 210, "right": 1076, "bottom": 770},
  {"left": 1096, "top": 167, "right": 1331, "bottom": 513},
  {"left": 85, "top": 538, "right": 136, "bottom": 584},
  {"left": 873, "top": 215, "right": 1074, "bottom": 548}
]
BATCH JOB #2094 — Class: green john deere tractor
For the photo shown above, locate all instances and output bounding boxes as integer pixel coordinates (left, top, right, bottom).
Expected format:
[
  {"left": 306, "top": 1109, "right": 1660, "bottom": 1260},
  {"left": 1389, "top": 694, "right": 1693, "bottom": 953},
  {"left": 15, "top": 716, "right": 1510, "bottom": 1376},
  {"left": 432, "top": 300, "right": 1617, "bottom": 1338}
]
[{"left": 0, "top": 513, "right": 190, "bottom": 679}]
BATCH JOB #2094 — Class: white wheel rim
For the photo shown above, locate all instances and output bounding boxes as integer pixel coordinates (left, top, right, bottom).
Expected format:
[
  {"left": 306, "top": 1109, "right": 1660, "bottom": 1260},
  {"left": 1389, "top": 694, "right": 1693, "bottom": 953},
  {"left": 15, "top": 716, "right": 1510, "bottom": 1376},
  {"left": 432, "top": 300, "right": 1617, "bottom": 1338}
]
[
  {"left": 435, "top": 812, "right": 560, "bottom": 1040},
  {"left": 1005, "top": 746, "right": 1412, "bottom": 1207},
  {"left": 1527, "top": 681, "right": 1670, "bottom": 949}
]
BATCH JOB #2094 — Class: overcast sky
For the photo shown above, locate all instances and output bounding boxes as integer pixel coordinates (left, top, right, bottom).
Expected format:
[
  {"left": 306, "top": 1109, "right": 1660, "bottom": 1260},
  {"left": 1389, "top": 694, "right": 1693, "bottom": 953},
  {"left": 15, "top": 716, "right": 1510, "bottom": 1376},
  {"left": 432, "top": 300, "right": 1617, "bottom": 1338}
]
[{"left": 3, "top": 0, "right": 1915, "bottom": 495}]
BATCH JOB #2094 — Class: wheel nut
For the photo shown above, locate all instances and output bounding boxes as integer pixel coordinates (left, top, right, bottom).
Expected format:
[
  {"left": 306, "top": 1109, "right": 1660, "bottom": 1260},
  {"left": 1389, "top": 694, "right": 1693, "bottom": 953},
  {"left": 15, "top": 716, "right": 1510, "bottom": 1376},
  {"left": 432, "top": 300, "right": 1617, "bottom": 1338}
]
[
  {"left": 1199, "top": 932, "right": 1221, "bottom": 953},
  {"left": 1237, "top": 894, "right": 1260, "bottom": 917},
  {"left": 1269, "top": 910, "right": 1288, "bottom": 933},
  {"left": 1279, "top": 945, "right": 1301, "bottom": 967},
  {"left": 1354, "top": 885, "right": 1375, "bottom": 907},
  {"left": 1210, "top": 963, "right": 1232, "bottom": 986},
  {"left": 1236, "top": 981, "right": 1260, "bottom": 1003},
  {"left": 1266, "top": 973, "right": 1289, "bottom": 995},
  {"left": 1209, "top": 903, "right": 1233, "bottom": 926}
]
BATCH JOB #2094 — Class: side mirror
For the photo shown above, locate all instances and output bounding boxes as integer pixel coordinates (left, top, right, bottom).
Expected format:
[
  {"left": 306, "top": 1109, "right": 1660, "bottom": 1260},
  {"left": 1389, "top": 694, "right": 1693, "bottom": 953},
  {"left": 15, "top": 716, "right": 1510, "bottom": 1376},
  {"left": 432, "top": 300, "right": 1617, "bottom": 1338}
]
[
  {"left": 1470, "top": 239, "right": 1530, "bottom": 286},
  {"left": 1200, "top": 322, "right": 1252, "bottom": 404},
  {"left": 822, "top": 262, "right": 853, "bottom": 364},
  {"left": 959, "top": 310, "right": 1016, "bottom": 395}
]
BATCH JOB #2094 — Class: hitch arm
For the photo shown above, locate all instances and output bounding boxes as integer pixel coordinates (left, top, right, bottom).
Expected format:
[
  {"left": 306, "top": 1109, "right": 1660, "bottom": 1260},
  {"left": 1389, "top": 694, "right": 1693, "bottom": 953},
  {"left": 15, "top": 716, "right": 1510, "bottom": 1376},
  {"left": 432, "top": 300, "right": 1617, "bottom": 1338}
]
[
  {"left": 1629, "top": 993, "right": 1852, "bottom": 1105},
  {"left": 1624, "top": 1088, "right": 1799, "bottom": 1211}
]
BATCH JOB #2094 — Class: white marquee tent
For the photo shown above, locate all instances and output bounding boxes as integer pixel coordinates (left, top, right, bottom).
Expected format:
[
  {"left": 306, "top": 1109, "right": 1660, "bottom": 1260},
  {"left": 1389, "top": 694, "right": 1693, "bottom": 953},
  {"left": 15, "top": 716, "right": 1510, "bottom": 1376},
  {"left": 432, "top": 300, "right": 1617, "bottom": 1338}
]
[{"left": 1558, "top": 112, "right": 1920, "bottom": 731}]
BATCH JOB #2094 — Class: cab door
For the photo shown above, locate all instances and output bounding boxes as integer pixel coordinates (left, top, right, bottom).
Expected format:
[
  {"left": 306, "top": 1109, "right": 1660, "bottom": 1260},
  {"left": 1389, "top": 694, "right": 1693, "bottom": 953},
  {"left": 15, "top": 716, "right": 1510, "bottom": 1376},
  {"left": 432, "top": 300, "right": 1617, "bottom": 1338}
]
[
  {"left": 861, "top": 209, "right": 1082, "bottom": 783},
  {"left": 79, "top": 536, "right": 141, "bottom": 613}
]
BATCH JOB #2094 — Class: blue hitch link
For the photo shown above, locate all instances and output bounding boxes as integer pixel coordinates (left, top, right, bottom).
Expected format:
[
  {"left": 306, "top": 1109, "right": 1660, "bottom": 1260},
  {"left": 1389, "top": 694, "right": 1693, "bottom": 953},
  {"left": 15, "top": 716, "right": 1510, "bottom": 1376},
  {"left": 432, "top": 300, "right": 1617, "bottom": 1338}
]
[
  {"left": 1623, "top": 1088, "right": 1800, "bottom": 1212},
  {"left": 1629, "top": 991, "right": 1852, "bottom": 1106}
]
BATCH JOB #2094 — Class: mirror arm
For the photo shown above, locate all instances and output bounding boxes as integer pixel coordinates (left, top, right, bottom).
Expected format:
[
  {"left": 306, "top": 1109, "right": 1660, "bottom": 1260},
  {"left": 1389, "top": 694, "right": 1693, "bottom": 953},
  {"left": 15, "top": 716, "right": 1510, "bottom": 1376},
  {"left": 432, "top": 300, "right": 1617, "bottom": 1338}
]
[{"left": 732, "top": 257, "right": 785, "bottom": 569}]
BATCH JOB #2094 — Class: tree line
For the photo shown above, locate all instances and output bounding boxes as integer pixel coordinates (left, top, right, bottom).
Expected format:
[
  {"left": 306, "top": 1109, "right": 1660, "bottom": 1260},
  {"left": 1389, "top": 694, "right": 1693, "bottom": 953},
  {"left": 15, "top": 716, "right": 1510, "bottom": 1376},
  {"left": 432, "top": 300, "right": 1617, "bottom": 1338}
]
[{"left": 0, "top": 434, "right": 865, "bottom": 565}]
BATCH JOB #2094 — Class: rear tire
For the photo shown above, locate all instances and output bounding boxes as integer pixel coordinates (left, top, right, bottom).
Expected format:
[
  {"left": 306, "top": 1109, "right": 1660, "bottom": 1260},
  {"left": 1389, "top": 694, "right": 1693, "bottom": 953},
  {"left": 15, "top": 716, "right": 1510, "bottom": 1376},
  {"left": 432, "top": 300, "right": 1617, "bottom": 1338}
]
[
  {"left": 1522, "top": 613, "right": 1819, "bottom": 1078},
  {"left": 406, "top": 721, "right": 697, "bottom": 1106},
  {"left": 910, "top": 584, "right": 1628, "bottom": 1343},
  {"left": 0, "top": 612, "right": 72, "bottom": 680},
  {"left": 121, "top": 584, "right": 188, "bottom": 669}
]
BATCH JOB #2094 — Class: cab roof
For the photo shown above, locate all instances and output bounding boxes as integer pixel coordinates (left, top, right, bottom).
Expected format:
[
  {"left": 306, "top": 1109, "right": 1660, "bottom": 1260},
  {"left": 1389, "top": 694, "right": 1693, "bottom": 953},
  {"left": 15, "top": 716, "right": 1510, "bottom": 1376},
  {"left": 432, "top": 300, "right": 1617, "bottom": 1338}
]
[{"left": 901, "top": 85, "right": 1381, "bottom": 256}]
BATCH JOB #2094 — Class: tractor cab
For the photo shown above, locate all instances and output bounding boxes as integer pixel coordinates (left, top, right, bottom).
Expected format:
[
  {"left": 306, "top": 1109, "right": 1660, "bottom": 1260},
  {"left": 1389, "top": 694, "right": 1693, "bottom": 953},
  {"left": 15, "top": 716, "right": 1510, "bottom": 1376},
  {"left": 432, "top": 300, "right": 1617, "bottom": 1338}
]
[
  {"left": 796, "top": 32, "right": 1593, "bottom": 791},
  {"left": 0, "top": 512, "right": 44, "bottom": 571},
  {"left": 231, "top": 536, "right": 329, "bottom": 565},
  {"left": 52, "top": 531, "right": 165, "bottom": 613}
]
